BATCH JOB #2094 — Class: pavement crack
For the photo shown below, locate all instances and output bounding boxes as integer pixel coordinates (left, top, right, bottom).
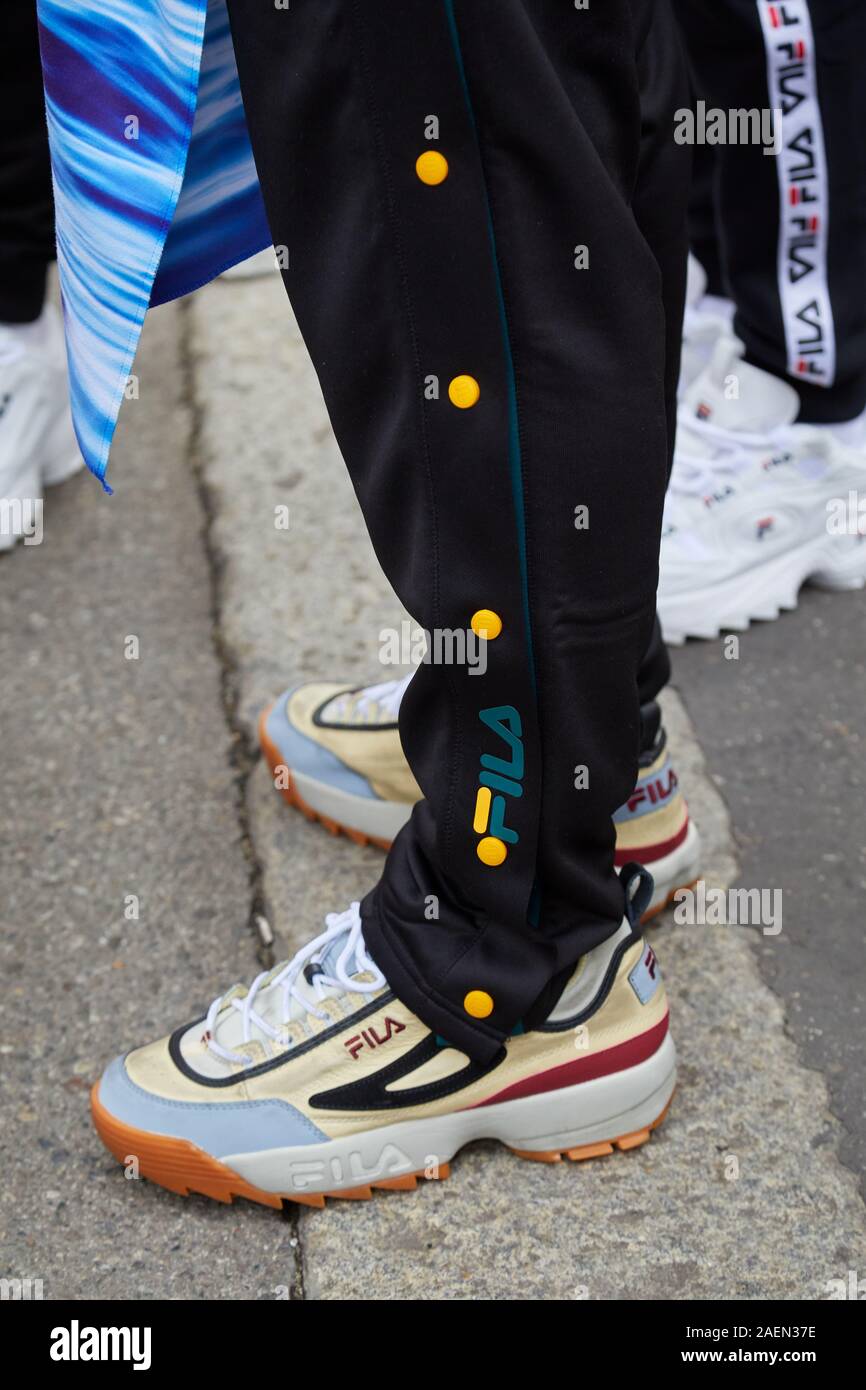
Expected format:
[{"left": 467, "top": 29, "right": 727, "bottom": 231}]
[
  {"left": 178, "top": 297, "right": 307, "bottom": 1288},
  {"left": 177, "top": 298, "right": 269, "bottom": 967}
]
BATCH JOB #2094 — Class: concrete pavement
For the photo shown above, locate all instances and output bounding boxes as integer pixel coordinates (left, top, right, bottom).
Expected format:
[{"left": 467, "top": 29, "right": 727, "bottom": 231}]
[{"left": 1, "top": 270, "right": 864, "bottom": 1299}]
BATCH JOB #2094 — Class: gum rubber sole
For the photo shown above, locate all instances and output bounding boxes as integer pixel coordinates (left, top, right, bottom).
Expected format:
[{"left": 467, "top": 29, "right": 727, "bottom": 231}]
[
  {"left": 509, "top": 1094, "right": 673, "bottom": 1162},
  {"left": 259, "top": 706, "right": 699, "bottom": 923},
  {"left": 91, "top": 1085, "right": 672, "bottom": 1211},
  {"left": 90, "top": 1086, "right": 443, "bottom": 1209}
]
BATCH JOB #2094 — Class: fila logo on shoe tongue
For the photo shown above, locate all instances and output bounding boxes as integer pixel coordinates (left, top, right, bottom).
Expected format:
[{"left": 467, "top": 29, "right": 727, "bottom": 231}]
[
  {"left": 756, "top": 516, "right": 775, "bottom": 540},
  {"left": 344, "top": 1016, "right": 406, "bottom": 1060},
  {"left": 629, "top": 946, "right": 661, "bottom": 1005},
  {"left": 696, "top": 401, "right": 713, "bottom": 421}
]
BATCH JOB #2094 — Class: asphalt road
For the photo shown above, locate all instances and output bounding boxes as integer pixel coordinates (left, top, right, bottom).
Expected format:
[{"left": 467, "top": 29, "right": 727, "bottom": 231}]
[{"left": 673, "top": 583, "right": 866, "bottom": 1195}]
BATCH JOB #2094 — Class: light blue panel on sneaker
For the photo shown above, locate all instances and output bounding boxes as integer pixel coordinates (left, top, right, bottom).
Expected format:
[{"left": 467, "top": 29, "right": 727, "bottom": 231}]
[
  {"left": 628, "top": 945, "right": 662, "bottom": 1006},
  {"left": 99, "top": 1055, "right": 328, "bottom": 1156},
  {"left": 266, "top": 691, "right": 381, "bottom": 800}
]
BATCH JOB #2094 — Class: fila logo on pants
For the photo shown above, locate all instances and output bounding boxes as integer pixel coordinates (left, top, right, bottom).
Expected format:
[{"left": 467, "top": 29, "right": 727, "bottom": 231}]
[
  {"left": 473, "top": 705, "right": 524, "bottom": 865},
  {"left": 758, "top": 1, "right": 836, "bottom": 386}
]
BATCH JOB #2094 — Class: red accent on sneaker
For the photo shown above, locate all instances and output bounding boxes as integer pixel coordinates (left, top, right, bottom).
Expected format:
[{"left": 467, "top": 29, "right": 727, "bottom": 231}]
[
  {"left": 471, "top": 1013, "right": 669, "bottom": 1108},
  {"left": 613, "top": 816, "right": 689, "bottom": 868}
]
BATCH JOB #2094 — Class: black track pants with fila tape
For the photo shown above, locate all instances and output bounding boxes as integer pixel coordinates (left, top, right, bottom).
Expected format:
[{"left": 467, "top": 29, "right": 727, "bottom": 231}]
[{"left": 675, "top": 0, "right": 866, "bottom": 424}]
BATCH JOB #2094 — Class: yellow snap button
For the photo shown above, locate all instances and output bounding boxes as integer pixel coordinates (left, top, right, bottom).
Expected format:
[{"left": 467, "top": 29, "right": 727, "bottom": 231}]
[
  {"left": 470, "top": 608, "right": 502, "bottom": 640},
  {"left": 415, "top": 150, "right": 449, "bottom": 186},
  {"left": 477, "top": 835, "right": 507, "bottom": 866},
  {"left": 464, "top": 989, "right": 494, "bottom": 1019},
  {"left": 448, "top": 374, "right": 480, "bottom": 409}
]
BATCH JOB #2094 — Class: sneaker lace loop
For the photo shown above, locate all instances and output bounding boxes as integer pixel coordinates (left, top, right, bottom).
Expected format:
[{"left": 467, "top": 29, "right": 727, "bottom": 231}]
[
  {"left": 670, "top": 417, "right": 793, "bottom": 501},
  {"left": 346, "top": 672, "right": 412, "bottom": 720},
  {"left": 204, "top": 902, "right": 384, "bottom": 1066}
]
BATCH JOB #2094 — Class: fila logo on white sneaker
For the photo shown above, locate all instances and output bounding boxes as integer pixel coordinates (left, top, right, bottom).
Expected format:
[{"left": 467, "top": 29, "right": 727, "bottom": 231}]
[
  {"left": 344, "top": 1016, "right": 406, "bottom": 1060},
  {"left": 628, "top": 945, "right": 661, "bottom": 1005},
  {"left": 762, "top": 450, "right": 793, "bottom": 471},
  {"left": 756, "top": 516, "right": 776, "bottom": 540},
  {"left": 702, "top": 485, "right": 735, "bottom": 509}
]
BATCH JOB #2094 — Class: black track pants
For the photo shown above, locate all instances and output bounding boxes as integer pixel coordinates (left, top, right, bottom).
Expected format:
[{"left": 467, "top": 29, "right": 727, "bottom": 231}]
[
  {"left": 0, "top": 0, "right": 55, "bottom": 323},
  {"left": 227, "top": 0, "right": 689, "bottom": 1060},
  {"left": 674, "top": 0, "right": 866, "bottom": 424}
]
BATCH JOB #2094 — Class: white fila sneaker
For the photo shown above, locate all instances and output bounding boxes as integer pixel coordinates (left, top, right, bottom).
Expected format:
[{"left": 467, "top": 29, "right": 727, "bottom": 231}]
[
  {"left": 91, "top": 902, "right": 676, "bottom": 1209},
  {"left": 260, "top": 678, "right": 701, "bottom": 922},
  {"left": 0, "top": 304, "right": 83, "bottom": 550},
  {"left": 679, "top": 255, "right": 734, "bottom": 396},
  {"left": 659, "top": 336, "right": 866, "bottom": 644}
]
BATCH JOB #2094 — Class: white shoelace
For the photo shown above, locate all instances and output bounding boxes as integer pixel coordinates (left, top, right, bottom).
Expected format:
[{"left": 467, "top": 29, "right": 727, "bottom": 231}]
[
  {"left": 669, "top": 417, "right": 793, "bottom": 502},
  {"left": 204, "top": 902, "right": 385, "bottom": 1066},
  {"left": 329, "top": 671, "right": 412, "bottom": 723}
]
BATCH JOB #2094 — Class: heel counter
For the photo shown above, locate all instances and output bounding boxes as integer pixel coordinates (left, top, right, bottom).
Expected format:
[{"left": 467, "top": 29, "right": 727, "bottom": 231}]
[
  {"left": 626, "top": 938, "right": 666, "bottom": 1012},
  {"left": 614, "top": 739, "right": 690, "bottom": 865}
]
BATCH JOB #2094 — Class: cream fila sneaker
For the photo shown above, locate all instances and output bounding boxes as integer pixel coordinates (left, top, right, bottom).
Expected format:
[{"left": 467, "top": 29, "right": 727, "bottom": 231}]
[
  {"left": 259, "top": 679, "right": 701, "bottom": 923},
  {"left": 613, "top": 722, "right": 701, "bottom": 918},
  {"left": 259, "top": 675, "right": 419, "bottom": 850},
  {"left": 91, "top": 901, "right": 676, "bottom": 1209},
  {"left": 660, "top": 336, "right": 866, "bottom": 644},
  {"left": 0, "top": 304, "right": 83, "bottom": 550}
]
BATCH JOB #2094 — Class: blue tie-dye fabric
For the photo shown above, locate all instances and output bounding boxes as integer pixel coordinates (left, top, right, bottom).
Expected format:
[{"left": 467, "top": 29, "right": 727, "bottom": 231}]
[{"left": 37, "top": 0, "right": 271, "bottom": 489}]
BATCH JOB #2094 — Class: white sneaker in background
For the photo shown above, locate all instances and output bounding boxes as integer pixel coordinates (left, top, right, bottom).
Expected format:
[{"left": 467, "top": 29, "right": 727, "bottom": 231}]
[
  {"left": 679, "top": 254, "right": 735, "bottom": 396},
  {"left": 660, "top": 336, "right": 866, "bottom": 643},
  {"left": 0, "top": 303, "right": 83, "bottom": 551},
  {"left": 828, "top": 406, "right": 866, "bottom": 453}
]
